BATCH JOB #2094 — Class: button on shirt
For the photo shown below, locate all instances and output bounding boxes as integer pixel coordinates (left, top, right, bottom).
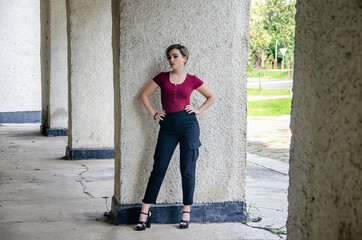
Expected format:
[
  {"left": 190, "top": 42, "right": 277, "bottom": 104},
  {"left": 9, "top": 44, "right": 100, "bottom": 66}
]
[{"left": 153, "top": 72, "right": 204, "bottom": 113}]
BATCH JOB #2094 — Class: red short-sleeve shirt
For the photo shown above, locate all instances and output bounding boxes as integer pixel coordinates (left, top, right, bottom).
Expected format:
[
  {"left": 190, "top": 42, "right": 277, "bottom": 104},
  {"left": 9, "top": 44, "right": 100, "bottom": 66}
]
[{"left": 153, "top": 72, "right": 204, "bottom": 113}]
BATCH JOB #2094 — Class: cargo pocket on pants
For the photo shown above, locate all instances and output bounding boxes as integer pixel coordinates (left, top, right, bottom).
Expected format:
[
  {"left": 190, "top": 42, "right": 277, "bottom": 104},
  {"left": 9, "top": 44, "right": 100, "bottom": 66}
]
[{"left": 188, "top": 140, "right": 201, "bottom": 163}]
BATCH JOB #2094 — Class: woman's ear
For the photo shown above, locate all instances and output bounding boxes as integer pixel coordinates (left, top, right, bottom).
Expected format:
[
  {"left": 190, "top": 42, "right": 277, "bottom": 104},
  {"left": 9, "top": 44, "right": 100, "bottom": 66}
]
[{"left": 183, "top": 56, "right": 188, "bottom": 65}]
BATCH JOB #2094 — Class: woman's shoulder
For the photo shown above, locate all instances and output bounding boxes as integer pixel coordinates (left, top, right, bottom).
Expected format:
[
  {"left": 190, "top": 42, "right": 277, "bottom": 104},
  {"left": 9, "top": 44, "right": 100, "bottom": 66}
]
[
  {"left": 187, "top": 73, "right": 204, "bottom": 88},
  {"left": 187, "top": 73, "right": 202, "bottom": 81},
  {"left": 153, "top": 71, "right": 169, "bottom": 85},
  {"left": 154, "top": 71, "right": 169, "bottom": 79},
  {"left": 186, "top": 72, "right": 200, "bottom": 78}
]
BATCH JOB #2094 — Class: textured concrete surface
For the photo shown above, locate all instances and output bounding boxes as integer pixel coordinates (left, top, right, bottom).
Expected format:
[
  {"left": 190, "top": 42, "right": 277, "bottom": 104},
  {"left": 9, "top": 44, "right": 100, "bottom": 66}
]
[
  {"left": 288, "top": 0, "right": 362, "bottom": 239},
  {"left": 67, "top": 0, "right": 113, "bottom": 148},
  {"left": 40, "top": 0, "right": 51, "bottom": 129},
  {"left": 0, "top": 124, "right": 287, "bottom": 240},
  {"left": 115, "top": 0, "right": 250, "bottom": 205},
  {"left": 40, "top": 0, "right": 68, "bottom": 131},
  {"left": 0, "top": 0, "right": 41, "bottom": 113}
]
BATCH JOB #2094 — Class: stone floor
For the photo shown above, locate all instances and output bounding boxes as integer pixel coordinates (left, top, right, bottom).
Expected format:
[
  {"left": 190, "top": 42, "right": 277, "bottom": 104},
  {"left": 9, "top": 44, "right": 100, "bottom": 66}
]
[
  {"left": 0, "top": 124, "right": 288, "bottom": 240},
  {"left": 247, "top": 115, "right": 291, "bottom": 163}
]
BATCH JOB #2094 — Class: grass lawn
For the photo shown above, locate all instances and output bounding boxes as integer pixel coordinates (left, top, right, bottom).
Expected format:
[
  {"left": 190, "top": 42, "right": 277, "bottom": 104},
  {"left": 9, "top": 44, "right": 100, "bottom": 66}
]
[
  {"left": 248, "top": 97, "right": 292, "bottom": 116},
  {"left": 248, "top": 88, "right": 292, "bottom": 96},
  {"left": 248, "top": 69, "right": 293, "bottom": 79}
]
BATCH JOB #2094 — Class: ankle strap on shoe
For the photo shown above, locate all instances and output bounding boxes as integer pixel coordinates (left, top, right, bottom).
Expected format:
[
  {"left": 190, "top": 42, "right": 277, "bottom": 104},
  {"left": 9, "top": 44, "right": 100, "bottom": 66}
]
[
  {"left": 182, "top": 211, "right": 190, "bottom": 213},
  {"left": 140, "top": 211, "right": 149, "bottom": 216}
]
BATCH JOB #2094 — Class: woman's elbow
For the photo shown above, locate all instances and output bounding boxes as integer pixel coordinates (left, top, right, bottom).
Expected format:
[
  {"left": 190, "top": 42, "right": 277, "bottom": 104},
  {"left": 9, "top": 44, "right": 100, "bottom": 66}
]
[
  {"left": 210, "top": 93, "right": 216, "bottom": 103},
  {"left": 139, "top": 91, "right": 147, "bottom": 100}
]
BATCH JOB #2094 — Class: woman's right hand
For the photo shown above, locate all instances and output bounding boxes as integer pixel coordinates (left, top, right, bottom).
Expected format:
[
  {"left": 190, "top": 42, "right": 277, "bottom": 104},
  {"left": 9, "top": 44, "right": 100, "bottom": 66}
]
[{"left": 155, "top": 110, "right": 166, "bottom": 120}]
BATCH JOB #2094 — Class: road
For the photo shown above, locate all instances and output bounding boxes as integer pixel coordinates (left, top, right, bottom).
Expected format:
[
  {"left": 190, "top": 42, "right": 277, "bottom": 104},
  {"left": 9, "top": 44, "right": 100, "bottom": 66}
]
[{"left": 247, "top": 78, "right": 293, "bottom": 89}]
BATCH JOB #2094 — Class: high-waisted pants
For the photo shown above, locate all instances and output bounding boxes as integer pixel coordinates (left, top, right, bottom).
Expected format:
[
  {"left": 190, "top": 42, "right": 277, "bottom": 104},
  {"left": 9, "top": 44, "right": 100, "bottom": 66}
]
[{"left": 142, "top": 110, "right": 202, "bottom": 205}]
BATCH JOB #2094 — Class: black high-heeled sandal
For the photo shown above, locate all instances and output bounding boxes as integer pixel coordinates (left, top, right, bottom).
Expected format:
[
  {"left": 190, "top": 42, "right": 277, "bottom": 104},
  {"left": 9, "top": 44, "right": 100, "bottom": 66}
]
[
  {"left": 179, "top": 211, "right": 190, "bottom": 229},
  {"left": 136, "top": 211, "right": 151, "bottom": 231}
]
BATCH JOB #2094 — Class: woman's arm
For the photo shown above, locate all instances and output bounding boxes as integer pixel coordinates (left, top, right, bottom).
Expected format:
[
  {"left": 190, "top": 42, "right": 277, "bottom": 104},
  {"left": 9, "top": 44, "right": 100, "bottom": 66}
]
[
  {"left": 185, "top": 84, "right": 216, "bottom": 115},
  {"left": 139, "top": 80, "right": 166, "bottom": 120}
]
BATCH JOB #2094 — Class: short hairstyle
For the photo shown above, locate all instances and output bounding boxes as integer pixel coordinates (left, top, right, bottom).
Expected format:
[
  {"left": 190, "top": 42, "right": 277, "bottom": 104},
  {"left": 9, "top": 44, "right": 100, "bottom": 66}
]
[{"left": 165, "top": 44, "right": 190, "bottom": 64}]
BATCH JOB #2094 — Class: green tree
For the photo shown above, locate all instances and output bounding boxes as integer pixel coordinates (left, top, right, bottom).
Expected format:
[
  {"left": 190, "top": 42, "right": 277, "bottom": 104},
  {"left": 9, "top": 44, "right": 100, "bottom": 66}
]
[
  {"left": 264, "top": 0, "right": 296, "bottom": 64},
  {"left": 249, "top": 0, "right": 296, "bottom": 69},
  {"left": 249, "top": 0, "right": 271, "bottom": 69}
]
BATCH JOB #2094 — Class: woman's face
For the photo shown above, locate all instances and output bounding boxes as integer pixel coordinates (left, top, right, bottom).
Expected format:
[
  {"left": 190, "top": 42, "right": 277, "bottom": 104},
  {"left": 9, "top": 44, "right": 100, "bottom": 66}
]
[{"left": 167, "top": 49, "right": 187, "bottom": 70}]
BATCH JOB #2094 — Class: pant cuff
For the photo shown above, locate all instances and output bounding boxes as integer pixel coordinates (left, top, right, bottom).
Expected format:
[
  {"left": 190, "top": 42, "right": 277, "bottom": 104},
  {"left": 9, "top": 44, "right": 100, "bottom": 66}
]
[{"left": 142, "top": 199, "right": 156, "bottom": 204}]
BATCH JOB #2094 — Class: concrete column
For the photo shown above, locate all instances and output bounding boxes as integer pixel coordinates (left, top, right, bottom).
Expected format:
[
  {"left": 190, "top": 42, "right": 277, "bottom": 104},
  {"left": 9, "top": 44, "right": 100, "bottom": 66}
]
[
  {"left": 287, "top": 0, "right": 362, "bottom": 239},
  {"left": 65, "top": 0, "right": 114, "bottom": 160},
  {"left": 40, "top": 0, "right": 68, "bottom": 136},
  {"left": 0, "top": 0, "right": 41, "bottom": 123},
  {"left": 112, "top": 0, "right": 250, "bottom": 224}
]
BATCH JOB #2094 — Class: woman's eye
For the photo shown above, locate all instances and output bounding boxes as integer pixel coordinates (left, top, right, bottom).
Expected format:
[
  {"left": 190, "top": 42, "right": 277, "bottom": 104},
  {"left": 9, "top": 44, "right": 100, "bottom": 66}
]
[{"left": 174, "top": 55, "right": 178, "bottom": 58}]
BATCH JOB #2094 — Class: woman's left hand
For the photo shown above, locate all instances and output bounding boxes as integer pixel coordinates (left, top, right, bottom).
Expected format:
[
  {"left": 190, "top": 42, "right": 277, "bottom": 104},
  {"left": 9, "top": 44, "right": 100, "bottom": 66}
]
[{"left": 185, "top": 105, "right": 200, "bottom": 115}]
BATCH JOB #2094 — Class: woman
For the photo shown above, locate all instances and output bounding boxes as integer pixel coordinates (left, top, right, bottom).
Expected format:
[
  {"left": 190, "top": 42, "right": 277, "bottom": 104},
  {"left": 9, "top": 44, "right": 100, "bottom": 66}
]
[{"left": 137, "top": 44, "right": 216, "bottom": 230}]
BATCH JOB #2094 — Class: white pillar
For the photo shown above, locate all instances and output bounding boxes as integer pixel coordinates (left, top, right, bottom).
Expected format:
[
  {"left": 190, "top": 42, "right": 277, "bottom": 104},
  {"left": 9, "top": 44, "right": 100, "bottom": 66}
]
[
  {"left": 288, "top": 0, "right": 362, "bottom": 238},
  {"left": 66, "top": 0, "right": 114, "bottom": 160},
  {"left": 40, "top": 0, "right": 68, "bottom": 136},
  {"left": 112, "top": 0, "right": 250, "bottom": 224}
]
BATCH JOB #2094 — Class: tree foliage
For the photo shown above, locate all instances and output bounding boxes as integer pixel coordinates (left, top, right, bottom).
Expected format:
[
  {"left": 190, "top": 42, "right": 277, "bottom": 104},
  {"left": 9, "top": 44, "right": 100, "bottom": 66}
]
[{"left": 249, "top": 0, "right": 296, "bottom": 68}]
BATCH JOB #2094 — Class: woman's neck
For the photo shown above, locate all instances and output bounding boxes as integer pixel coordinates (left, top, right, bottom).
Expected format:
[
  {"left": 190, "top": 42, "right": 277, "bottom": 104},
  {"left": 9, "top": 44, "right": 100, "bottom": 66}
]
[{"left": 171, "top": 68, "right": 186, "bottom": 76}]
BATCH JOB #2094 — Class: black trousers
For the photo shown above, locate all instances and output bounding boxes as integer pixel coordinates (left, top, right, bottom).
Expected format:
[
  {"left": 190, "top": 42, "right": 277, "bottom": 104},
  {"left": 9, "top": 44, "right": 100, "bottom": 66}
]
[{"left": 142, "top": 110, "right": 202, "bottom": 205}]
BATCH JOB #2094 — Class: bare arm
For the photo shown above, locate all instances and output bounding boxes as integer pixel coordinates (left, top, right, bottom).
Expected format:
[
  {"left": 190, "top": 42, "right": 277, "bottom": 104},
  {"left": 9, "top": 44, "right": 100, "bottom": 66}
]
[
  {"left": 139, "top": 80, "right": 166, "bottom": 120},
  {"left": 185, "top": 84, "right": 216, "bottom": 115}
]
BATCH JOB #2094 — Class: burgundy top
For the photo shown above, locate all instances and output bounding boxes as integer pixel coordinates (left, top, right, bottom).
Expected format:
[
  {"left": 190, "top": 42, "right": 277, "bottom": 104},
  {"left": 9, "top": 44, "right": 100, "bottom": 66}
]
[{"left": 153, "top": 72, "right": 204, "bottom": 113}]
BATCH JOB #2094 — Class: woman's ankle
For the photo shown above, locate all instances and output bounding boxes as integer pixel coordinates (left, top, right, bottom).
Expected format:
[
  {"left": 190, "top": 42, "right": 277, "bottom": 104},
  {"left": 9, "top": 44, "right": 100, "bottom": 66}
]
[
  {"left": 183, "top": 205, "right": 191, "bottom": 212},
  {"left": 141, "top": 203, "right": 151, "bottom": 213}
]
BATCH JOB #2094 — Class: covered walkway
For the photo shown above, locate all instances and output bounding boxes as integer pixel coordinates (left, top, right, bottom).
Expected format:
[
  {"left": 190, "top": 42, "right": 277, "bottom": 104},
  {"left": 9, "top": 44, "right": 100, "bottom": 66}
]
[{"left": 0, "top": 124, "right": 288, "bottom": 239}]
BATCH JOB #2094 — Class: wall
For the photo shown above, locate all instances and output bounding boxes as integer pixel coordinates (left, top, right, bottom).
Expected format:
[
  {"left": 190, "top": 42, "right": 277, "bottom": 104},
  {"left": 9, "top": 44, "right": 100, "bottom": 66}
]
[
  {"left": 287, "top": 0, "right": 362, "bottom": 239},
  {"left": 0, "top": 0, "right": 41, "bottom": 122}
]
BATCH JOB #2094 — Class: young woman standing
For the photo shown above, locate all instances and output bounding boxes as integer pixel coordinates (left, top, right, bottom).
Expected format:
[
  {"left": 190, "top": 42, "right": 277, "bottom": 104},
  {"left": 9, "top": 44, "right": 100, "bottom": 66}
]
[{"left": 137, "top": 44, "right": 216, "bottom": 230}]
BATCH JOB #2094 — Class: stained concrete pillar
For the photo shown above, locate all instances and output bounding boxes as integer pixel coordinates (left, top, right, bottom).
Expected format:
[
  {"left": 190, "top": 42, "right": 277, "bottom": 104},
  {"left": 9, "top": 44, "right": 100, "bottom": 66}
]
[
  {"left": 65, "top": 0, "right": 114, "bottom": 160},
  {"left": 112, "top": 0, "right": 250, "bottom": 224},
  {"left": 287, "top": 0, "right": 362, "bottom": 239},
  {"left": 0, "top": 0, "right": 41, "bottom": 123},
  {"left": 40, "top": 0, "right": 68, "bottom": 136}
]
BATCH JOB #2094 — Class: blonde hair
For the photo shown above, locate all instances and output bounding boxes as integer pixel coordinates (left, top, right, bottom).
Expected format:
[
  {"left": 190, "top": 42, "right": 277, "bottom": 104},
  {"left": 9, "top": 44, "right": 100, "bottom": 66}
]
[{"left": 165, "top": 44, "right": 190, "bottom": 65}]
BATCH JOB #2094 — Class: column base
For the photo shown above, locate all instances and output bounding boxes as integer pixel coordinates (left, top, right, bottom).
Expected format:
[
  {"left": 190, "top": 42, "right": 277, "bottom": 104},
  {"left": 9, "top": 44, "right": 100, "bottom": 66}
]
[
  {"left": 41, "top": 127, "right": 68, "bottom": 136},
  {"left": 111, "top": 196, "right": 246, "bottom": 225},
  {"left": 66, "top": 147, "right": 114, "bottom": 160},
  {"left": 0, "top": 111, "right": 41, "bottom": 123}
]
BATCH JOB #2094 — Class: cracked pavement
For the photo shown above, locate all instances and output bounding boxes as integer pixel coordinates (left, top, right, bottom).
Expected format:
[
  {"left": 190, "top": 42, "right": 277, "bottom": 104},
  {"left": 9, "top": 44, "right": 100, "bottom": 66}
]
[{"left": 0, "top": 124, "right": 287, "bottom": 240}]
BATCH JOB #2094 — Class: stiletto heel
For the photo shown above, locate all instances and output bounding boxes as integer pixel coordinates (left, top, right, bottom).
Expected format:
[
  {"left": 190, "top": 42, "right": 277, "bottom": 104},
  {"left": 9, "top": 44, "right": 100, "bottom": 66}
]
[
  {"left": 179, "top": 211, "right": 190, "bottom": 229},
  {"left": 136, "top": 211, "right": 151, "bottom": 231},
  {"left": 146, "top": 216, "right": 151, "bottom": 228}
]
